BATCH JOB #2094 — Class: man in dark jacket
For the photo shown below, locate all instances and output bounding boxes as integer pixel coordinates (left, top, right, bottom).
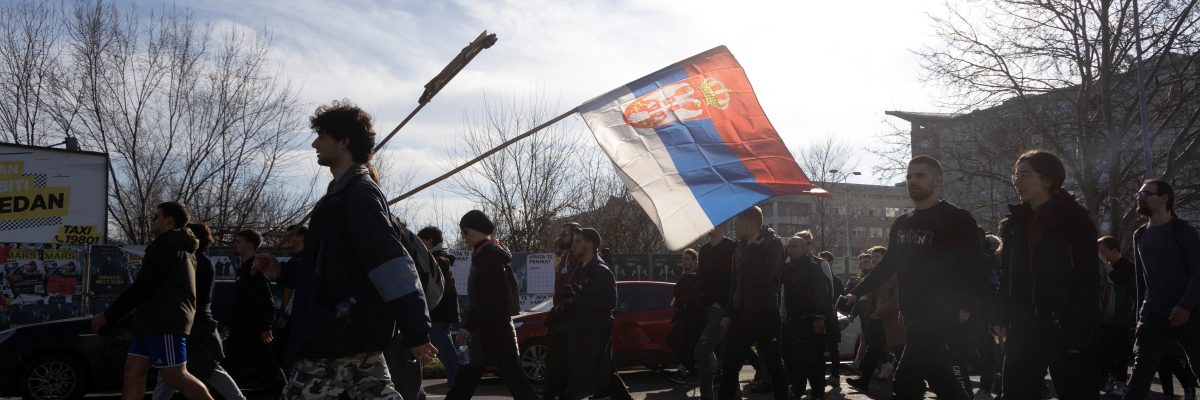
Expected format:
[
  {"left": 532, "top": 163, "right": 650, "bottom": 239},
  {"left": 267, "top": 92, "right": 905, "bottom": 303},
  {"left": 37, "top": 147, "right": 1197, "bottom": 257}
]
[
  {"left": 446, "top": 210, "right": 538, "bottom": 400},
  {"left": 718, "top": 206, "right": 788, "bottom": 400},
  {"left": 1126, "top": 179, "right": 1200, "bottom": 400},
  {"left": 783, "top": 233, "right": 837, "bottom": 400},
  {"left": 842, "top": 156, "right": 987, "bottom": 400},
  {"left": 91, "top": 202, "right": 213, "bottom": 400},
  {"left": 666, "top": 248, "right": 703, "bottom": 384},
  {"left": 560, "top": 228, "right": 618, "bottom": 399},
  {"left": 224, "top": 229, "right": 284, "bottom": 390},
  {"left": 418, "top": 226, "right": 462, "bottom": 386},
  {"left": 263, "top": 100, "right": 435, "bottom": 399}
]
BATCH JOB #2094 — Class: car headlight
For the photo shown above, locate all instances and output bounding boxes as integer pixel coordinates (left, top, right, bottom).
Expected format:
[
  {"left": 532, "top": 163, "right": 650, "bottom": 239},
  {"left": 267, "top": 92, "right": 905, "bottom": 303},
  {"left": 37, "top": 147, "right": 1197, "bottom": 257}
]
[
  {"left": 0, "top": 329, "right": 14, "bottom": 344},
  {"left": 513, "top": 321, "right": 524, "bottom": 329}
]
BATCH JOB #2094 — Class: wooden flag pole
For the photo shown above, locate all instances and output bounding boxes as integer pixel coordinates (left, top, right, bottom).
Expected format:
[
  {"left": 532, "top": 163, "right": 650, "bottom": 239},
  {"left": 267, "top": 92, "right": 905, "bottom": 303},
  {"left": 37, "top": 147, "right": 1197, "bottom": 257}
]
[
  {"left": 387, "top": 107, "right": 579, "bottom": 205},
  {"left": 374, "top": 30, "right": 498, "bottom": 152}
]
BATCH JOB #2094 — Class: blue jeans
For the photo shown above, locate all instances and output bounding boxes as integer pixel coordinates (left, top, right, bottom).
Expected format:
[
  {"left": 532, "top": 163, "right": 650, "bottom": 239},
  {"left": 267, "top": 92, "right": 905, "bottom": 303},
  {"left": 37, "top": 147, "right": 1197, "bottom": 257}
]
[{"left": 432, "top": 322, "right": 462, "bottom": 386}]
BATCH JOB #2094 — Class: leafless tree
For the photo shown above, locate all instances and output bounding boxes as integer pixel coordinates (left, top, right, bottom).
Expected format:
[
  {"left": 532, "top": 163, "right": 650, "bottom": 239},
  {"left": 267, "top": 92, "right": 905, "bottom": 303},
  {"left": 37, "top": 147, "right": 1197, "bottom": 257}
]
[
  {"left": 0, "top": 1, "right": 309, "bottom": 244},
  {"left": 890, "top": 0, "right": 1200, "bottom": 240},
  {"left": 793, "top": 136, "right": 860, "bottom": 252}
]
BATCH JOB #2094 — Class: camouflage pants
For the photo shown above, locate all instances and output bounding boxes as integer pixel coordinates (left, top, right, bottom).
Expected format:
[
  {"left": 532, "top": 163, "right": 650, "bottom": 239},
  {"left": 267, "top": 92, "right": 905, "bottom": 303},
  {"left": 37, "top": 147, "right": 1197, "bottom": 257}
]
[{"left": 280, "top": 352, "right": 403, "bottom": 399}]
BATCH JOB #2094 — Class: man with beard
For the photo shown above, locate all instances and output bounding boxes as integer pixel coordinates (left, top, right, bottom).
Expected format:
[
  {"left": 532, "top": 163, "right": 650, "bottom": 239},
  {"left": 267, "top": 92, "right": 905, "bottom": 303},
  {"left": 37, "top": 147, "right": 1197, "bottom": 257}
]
[
  {"left": 559, "top": 228, "right": 617, "bottom": 399},
  {"left": 543, "top": 222, "right": 583, "bottom": 399},
  {"left": 841, "top": 156, "right": 988, "bottom": 400},
  {"left": 718, "top": 206, "right": 788, "bottom": 400},
  {"left": 1124, "top": 179, "right": 1200, "bottom": 400}
]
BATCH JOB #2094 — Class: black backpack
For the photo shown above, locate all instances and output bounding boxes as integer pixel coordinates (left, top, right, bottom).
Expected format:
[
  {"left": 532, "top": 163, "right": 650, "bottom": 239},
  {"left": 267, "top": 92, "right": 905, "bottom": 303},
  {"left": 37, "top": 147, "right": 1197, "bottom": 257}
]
[{"left": 390, "top": 217, "right": 445, "bottom": 311}]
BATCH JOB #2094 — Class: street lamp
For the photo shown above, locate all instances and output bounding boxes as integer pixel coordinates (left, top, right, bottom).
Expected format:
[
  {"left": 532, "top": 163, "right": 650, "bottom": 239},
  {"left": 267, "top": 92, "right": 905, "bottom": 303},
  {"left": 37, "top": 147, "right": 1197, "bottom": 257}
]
[{"left": 830, "top": 169, "right": 861, "bottom": 274}]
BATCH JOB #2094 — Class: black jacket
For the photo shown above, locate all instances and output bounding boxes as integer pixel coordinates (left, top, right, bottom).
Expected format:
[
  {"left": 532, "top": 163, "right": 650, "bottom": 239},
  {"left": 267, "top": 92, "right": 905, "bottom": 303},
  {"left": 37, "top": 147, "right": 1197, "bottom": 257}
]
[
  {"left": 783, "top": 254, "right": 838, "bottom": 343},
  {"left": 727, "top": 226, "right": 784, "bottom": 318},
  {"left": 564, "top": 254, "right": 616, "bottom": 395},
  {"left": 192, "top": 251, "right": 218, "bottom": 333},
  {"left": 230, "top": 257, "right": 275, "bottom": 335},
  {"left": 462, "top": 239, "right": 519, "bottom": 332},
  {"left": 287, "top": 165, "right": 430, "bottom": 362},
  {"left": 996, "top": 190, "right": 1100, "bottom": 348},
  {"left": 428, "top": 245, "right": 460, "bottom": 324},
  {"left": 104, "top": 228, "right": 198, "bottom": 336}
]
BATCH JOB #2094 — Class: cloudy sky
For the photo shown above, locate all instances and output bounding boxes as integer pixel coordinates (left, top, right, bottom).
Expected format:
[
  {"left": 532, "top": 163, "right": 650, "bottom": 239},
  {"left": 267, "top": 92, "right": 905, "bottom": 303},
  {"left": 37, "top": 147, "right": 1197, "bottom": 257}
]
[{"left": 149, "top": 0, "right": 956, "bottom": 224}]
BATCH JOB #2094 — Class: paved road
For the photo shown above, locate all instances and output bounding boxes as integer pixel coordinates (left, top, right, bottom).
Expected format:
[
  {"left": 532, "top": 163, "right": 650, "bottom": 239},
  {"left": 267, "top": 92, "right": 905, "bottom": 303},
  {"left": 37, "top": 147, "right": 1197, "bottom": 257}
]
[{"left": 53, "top": 366, "right": 1179, "bottom": 400}]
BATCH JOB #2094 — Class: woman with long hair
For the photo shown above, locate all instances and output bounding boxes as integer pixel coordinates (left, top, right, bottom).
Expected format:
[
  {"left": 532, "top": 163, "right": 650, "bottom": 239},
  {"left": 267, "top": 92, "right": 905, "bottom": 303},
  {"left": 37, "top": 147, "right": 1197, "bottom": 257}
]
[{"left": 992, "top": 150, "right": 1100, "bottom": 399}]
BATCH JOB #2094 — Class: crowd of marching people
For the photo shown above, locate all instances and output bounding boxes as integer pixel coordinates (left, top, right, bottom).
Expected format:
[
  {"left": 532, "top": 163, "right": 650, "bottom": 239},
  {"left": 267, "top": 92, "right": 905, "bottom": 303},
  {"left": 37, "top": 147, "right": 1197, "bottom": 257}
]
[{"left": 85, "top": 99, "right": 1200, "bottom": 400}]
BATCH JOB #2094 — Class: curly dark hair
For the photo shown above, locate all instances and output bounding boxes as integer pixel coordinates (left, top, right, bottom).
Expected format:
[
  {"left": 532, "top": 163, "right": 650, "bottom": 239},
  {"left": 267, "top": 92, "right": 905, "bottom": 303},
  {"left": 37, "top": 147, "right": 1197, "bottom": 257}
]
[{"left": 309, "top": 99, "right": 376, "bottom": 164}]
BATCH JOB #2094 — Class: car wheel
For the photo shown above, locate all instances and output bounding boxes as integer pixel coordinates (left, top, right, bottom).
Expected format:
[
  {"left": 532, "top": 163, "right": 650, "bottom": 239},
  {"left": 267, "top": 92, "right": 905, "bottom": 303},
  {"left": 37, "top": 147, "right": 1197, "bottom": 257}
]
[
  {"left": 519, "top": 340, "right": 548, "bottom": 384},
  {"left": 19, "top": 353, "right": 88, "bottom": 400}
]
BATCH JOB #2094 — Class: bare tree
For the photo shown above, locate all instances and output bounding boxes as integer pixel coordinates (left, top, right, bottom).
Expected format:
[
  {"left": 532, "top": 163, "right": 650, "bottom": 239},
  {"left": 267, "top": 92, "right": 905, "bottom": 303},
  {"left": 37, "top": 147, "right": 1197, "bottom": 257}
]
[
  {"left": 0, "top": 1, "right": 308, "bottom": 244},
  {"left": 449, "top": 92, "right": 592, "bottom": 252},
  {"left": 897, "top": 0, "right": 1200, "bottom": 239},
  {"left": 0, "top": 1, "right": 60, "bottom": 146},
  {"left": 794, "top": 136, "right": 860, "bottom": 252}
]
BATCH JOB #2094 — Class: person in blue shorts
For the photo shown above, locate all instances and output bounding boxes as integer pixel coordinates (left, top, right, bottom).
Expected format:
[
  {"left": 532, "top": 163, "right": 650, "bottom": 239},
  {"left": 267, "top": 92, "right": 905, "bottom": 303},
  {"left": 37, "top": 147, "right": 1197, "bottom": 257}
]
[{"left": 91, "top": 202, "right": 213, "bottom": 400}]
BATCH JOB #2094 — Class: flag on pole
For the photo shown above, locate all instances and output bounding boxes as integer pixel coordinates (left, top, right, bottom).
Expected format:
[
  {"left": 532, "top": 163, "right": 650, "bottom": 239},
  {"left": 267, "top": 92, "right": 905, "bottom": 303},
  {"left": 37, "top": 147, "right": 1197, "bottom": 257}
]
[{"left": 577, "top": 46, "right": 828, "bottom": 250}]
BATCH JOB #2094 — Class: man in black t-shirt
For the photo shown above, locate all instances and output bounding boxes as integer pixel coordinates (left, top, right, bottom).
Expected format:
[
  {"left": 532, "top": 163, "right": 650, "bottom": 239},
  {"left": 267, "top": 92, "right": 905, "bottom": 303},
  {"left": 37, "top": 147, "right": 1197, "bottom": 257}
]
[{"left": 842, "top": 156, "right": 988, "bottom": 400}]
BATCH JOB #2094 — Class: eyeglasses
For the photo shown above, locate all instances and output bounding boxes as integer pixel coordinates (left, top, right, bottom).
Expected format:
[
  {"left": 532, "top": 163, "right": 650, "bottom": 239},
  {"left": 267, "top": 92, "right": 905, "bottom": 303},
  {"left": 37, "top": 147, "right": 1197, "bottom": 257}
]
[
  {"left": 1137, "top": 190, "right": 1161, "bottom": 198},
  {"left": 1011, "top": 172, "right": 1040, "bottom": 182}
]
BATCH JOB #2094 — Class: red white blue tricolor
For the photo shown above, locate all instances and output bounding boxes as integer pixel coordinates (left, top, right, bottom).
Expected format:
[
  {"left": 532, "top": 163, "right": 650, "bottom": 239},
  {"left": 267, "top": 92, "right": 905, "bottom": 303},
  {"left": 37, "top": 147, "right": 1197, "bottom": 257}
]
[{"left": 578, "top": 46, "right": 829, "bottom": 250}]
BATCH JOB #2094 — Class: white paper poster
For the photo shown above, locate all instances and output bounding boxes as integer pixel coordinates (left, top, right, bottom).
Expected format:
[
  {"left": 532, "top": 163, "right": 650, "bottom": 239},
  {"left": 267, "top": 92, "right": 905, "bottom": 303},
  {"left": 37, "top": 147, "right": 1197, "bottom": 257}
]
[
  {"left": 450, "top": 249, "right": 471, "bottom": 294},
  {"left": 524, "top": 253, "right": 555, "bottom": 294}
]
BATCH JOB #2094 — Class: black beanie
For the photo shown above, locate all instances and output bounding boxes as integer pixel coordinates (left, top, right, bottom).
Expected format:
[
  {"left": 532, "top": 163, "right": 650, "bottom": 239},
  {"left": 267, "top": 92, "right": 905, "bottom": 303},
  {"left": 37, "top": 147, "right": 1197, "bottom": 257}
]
[
  {"left": 579, "top": 228, "right": 602, "bottom": 248},
  {"left": 459, "top": 210, "right": 495, "bottom": 235}
]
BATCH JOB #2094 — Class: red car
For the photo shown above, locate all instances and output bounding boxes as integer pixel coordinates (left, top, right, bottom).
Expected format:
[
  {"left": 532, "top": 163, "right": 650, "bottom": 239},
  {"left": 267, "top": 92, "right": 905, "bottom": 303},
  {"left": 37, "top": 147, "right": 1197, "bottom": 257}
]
[{"left": 513, "top": 281, "right": 677, "bottom": 382}]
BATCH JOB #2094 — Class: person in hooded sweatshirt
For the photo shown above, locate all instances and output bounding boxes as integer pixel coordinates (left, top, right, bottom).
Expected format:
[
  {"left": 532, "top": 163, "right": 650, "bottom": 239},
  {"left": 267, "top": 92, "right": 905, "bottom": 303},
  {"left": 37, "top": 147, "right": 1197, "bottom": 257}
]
[
  {"left": 446, "top": 210, "right": 539, "bottom": 400},
  {"left": 91, "top": 202, "right": 213, "bottom": 400},
  {"left": 992, "top": 149, "right": 1100, "bottom": 400}
]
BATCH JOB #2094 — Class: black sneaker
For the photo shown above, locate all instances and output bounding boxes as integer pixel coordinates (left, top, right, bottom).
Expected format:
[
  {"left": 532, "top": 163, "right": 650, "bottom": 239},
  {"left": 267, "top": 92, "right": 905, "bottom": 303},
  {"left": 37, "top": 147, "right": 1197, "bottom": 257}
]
[{"left": 846, "top": 377, "right": 870, "bottom": 391}]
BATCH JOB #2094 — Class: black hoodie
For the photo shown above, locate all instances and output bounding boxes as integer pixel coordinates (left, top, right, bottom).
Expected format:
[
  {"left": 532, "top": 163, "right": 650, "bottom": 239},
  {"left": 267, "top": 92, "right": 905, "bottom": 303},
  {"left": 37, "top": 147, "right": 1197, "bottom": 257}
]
[{"left": 104, "top": 228, "right": 198, "bottom": 336}]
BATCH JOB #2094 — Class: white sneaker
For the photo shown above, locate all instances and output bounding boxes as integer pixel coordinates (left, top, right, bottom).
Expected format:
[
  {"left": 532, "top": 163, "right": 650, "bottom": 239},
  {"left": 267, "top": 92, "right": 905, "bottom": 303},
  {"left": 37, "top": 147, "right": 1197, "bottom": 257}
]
[
  {"left": 972, "top": 391, "right": 993, "bottom": 400},
  {"left": 1110, "top": 381, "right": 1128, "bottom": 397}
]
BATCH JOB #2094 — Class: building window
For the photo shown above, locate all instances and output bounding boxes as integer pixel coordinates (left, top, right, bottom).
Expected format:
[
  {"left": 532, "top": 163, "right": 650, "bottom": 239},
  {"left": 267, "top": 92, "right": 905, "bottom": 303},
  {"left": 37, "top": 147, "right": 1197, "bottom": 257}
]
[
  {"left": 885, "top": 207, "right": 903, "bottom": 218},
  {"left": 853, "top": 227, "right": 866, "bottom": 238},
  {"left": 869, "top": 227, "right": 884, "bottom": 238}
]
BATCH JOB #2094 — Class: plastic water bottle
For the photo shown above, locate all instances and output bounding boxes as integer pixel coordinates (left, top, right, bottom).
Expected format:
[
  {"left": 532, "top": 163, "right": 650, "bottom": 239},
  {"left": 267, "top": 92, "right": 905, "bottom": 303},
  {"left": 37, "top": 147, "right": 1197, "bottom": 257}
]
[
  {"left": 458, "top": 343, "right": 471, "bottom": 365},
  {"left": 335, "top": 297, "right": 357, "bottom": 319}
]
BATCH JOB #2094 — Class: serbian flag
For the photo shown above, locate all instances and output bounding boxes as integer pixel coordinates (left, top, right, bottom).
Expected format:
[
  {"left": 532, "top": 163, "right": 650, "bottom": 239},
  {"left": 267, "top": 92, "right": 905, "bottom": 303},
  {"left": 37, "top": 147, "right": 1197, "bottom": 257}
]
[{"left": 577, "top": 46, "right": 829, "bottom": 250}]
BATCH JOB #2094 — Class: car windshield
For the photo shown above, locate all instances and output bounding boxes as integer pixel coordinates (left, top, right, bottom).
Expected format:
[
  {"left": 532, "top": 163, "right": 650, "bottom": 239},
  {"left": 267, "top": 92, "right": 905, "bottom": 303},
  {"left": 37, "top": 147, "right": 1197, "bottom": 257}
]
[{"left": 529, "top": 298, "right": 554, "bottom": 313}]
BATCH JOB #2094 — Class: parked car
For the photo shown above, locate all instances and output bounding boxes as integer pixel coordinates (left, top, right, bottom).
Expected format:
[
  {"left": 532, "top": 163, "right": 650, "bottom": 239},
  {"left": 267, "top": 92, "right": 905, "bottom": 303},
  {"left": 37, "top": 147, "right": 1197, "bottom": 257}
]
[{"left": 513, "top": 281, "right": 677, "bottom": 383}]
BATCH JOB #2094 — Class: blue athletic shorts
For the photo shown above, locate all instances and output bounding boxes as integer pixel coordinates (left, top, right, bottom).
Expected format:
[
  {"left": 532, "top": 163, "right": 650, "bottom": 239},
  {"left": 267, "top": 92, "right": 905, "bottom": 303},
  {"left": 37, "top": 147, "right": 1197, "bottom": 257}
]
[{"left": 128, "top": 334, "right": 187, "bottom": 368}]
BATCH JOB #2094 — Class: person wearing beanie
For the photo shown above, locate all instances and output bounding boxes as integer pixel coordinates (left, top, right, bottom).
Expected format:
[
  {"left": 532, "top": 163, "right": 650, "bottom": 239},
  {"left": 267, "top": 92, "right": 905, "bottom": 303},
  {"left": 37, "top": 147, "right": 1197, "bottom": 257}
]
[{"left": 447, "top": 210, "right": 538, "bottom": 400}]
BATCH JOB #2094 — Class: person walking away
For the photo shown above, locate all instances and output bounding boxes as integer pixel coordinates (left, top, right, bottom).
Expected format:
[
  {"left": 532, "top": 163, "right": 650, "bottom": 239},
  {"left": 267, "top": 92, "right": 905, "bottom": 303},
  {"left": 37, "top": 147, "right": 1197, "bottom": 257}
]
[
  {"left": 90, "top": 202, "right": 213, "bottom": 400},
  {"left": 1124, "top": 179, "right": 1200, "bottom": 400},
  {"left": 445, "top": 210, "right": 539, "bottom": 400},
  {"left": 1095, "top": 235, "right": 1137, "bottom": 397}
]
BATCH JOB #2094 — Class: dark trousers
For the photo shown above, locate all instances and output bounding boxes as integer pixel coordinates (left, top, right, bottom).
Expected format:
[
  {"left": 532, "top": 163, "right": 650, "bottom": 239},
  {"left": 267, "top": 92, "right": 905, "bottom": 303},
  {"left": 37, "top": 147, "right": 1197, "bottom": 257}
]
[
  {"left": 783, "top": 320, "right": 826, "bottom": 398},
  {"left": 223, "top": 332, "right": 284, "bottom": 390},
  {"left": 1002, "top": 320, "right": 1097, "bottom": 400},
  {"left": 1093, "top": 324, "right": 1134, "bottom": 385},
  {"left": 383, "top": 340, "right": 427, "bottom": 400},
  {"left": 1128, "top": 316, "right": 1200, "bottom": 399},
  {"left": 718, "top": 312, "right": 788, "bottom": 400},
  {"left": 1158, "top": 341, "right": 1197, "bottom": 397},
  {"left": 445, "top": 332, "right": 538, "bottom": 400},
  {"left": 543, "top": 327, "right": 569, "bottom": 399},
  {"left": 858, "top": 319, "right": 890, "bottom": 379},
  {"left": 890, "top": 321, "right": 969, "bottom": 400},
  {"left": 827, "top": 342, "right": 841, "bottom": 380}
]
